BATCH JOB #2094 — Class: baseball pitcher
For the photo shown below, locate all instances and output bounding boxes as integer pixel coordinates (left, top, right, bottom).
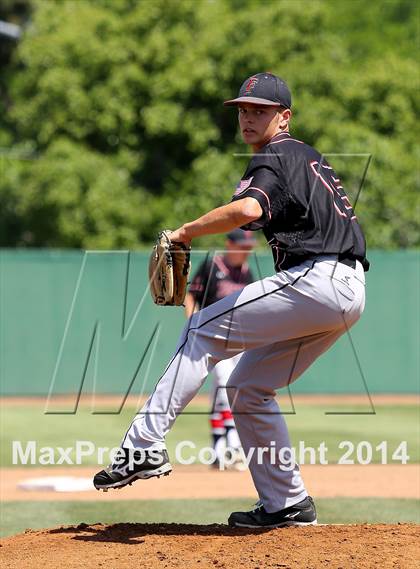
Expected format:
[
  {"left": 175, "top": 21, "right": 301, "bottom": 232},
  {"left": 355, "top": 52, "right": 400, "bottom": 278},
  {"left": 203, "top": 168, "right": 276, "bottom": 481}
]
[{"left": 94, "top": 72, "right": 369, "bottom": 528}]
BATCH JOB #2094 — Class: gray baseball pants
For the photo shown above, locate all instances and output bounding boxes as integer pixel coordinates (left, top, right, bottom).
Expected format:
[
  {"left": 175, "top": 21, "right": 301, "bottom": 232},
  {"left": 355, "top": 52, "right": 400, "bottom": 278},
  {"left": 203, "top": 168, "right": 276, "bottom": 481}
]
[{"left": 122, "top": 255, "right": 366, "bottom": 512}]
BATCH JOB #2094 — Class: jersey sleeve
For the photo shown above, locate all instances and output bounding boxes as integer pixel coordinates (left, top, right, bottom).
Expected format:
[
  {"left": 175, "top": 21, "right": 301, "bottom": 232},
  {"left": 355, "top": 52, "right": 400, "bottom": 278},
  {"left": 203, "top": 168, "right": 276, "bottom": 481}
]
[
  {"left": 188, "top": 259, "right": 211, "bottom": 307},
  {"left": 230, "top": 154, "right": 286, "bottom": 230},
  {"left": 245, "top": 267, "right": 255, "bottom": 285}
]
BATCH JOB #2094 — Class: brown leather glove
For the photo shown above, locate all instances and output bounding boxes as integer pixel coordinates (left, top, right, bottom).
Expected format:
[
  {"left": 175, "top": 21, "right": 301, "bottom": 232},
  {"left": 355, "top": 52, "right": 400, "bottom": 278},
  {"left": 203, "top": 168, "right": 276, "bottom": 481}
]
[{"left": 149, "top": 230, "right": 191, "bottom": 306}]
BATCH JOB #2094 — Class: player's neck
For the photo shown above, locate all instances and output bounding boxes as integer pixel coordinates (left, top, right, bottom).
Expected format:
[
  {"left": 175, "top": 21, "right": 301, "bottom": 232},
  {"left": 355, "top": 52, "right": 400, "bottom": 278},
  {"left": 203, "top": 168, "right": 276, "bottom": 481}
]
[
  {"left": 223, "top": 254, "right": 243, "bottom": 269},
  {"left": 251, "top": 128, "right": 289, "bottom": 153}
]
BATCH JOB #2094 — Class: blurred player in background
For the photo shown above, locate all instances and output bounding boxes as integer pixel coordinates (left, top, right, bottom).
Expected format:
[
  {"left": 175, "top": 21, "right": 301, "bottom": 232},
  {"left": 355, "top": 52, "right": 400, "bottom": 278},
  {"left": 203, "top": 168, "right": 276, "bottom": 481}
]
[{"left": 184, "top": 229, "right": 256, "bottom": 468}]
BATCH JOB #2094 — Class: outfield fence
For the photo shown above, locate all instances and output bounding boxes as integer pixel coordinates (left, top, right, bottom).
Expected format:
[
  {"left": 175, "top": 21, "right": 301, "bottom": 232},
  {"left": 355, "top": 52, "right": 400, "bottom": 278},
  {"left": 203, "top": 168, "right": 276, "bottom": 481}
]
[{"left": 1, "top": 249, "right": 418, "bottom": 396}]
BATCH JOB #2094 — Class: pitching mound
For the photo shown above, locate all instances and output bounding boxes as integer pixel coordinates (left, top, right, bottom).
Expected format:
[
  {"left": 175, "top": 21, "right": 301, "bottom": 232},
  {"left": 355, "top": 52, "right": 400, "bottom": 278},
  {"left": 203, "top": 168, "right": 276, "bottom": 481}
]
[{"left": 1, "top": 523, "right": 418, "bottom": 568}]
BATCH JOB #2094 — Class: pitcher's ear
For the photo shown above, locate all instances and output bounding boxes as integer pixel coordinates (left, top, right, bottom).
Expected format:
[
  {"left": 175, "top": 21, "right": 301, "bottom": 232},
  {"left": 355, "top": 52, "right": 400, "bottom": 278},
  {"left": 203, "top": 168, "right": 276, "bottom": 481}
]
[{"left": 279, "top": 108, "right": 292, "bottom": 127}]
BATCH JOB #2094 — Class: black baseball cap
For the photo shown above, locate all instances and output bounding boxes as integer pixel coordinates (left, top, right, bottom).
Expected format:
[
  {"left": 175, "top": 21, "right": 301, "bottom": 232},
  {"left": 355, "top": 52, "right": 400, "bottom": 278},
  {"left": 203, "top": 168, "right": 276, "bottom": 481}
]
[
  {"left": 226, "top": 229, "right": 256, "bottom": 246},
  {"left": 224, "top": 72, "right": 291, "bottom": 108}
]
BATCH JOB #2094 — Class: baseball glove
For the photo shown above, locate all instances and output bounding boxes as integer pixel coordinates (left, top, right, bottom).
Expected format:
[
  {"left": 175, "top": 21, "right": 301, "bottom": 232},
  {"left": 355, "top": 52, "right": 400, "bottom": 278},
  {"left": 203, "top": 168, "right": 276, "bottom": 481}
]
[{"left": 149, "top": 230, "right": 191, "bottom": 306}]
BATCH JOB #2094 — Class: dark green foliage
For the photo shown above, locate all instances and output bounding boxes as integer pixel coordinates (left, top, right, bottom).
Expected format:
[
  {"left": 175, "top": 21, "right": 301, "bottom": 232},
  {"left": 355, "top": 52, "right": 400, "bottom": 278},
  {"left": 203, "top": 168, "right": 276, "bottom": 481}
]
[{"left": 1, "top": 0, "right": 418, "bottom": 248}]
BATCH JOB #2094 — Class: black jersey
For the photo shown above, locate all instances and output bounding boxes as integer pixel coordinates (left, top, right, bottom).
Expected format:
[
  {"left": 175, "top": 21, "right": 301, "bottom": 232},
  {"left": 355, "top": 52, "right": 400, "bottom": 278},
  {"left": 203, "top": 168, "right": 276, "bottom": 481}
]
[
  {"left": 231, "top": 132, "right": 369, "bottom": 272},
  {"left": 189, "top": 254, "right": 254, "bottom": 308}
]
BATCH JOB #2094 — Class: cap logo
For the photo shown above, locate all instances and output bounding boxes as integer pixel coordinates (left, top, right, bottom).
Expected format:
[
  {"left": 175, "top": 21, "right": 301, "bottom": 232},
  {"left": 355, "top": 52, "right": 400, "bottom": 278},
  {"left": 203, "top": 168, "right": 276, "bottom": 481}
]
[{"left": 245, "top": 76, "right": 258, "bottom": 94}]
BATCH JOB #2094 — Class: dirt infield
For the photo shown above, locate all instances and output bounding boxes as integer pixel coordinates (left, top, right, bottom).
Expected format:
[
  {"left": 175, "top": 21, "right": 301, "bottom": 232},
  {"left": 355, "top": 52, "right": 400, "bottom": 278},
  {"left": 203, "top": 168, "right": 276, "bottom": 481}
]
[
  {"left": 1, "top": 464, "right": 419, "bottom": 501},
  {"left": 1, "top": 522, "right": 419, "bottom": 568}
]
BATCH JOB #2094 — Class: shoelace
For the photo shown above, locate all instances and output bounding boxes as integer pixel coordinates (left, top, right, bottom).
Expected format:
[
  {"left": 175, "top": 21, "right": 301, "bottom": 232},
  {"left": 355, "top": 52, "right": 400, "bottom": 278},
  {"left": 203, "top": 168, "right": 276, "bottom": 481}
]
[{"left": 252, "top": 500, "right": 264, "bottom": 513}]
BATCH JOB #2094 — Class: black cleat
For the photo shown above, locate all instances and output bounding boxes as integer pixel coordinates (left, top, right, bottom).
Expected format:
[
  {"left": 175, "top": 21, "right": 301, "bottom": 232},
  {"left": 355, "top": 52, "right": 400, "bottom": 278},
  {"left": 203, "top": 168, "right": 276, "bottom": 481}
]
[
  {"left": 93, "top": 448, "right": 172, "bottom": 491},
  {"left": 228, "top": 496, "right": 317, "bottom": 528}
]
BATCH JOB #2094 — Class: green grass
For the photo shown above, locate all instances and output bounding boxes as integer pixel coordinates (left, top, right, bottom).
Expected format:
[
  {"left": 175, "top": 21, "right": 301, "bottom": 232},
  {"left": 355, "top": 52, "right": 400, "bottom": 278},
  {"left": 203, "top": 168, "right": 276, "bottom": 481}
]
[
  {"left": 1, "top": 498, "right": 418, "bottom": 538},
  {"left": 1, "top": 403, "right": 418, "bottom": 467}
]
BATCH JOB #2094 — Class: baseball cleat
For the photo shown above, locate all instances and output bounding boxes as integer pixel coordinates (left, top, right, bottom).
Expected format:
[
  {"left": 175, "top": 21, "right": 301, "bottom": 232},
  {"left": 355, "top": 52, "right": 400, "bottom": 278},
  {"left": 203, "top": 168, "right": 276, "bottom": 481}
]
[
  {"left": 228, "top": 496, "right": 317, "bottom": 528},
  {"left": 93, "top": 448, "right": 172, "bottom": 491}
]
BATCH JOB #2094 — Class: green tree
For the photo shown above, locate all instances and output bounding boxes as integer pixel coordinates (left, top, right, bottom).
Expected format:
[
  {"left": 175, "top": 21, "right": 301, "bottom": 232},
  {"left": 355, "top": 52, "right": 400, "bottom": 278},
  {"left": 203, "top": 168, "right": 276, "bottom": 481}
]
[{"left": 2, "top": 0, "right": 419, "bottom": 249}]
